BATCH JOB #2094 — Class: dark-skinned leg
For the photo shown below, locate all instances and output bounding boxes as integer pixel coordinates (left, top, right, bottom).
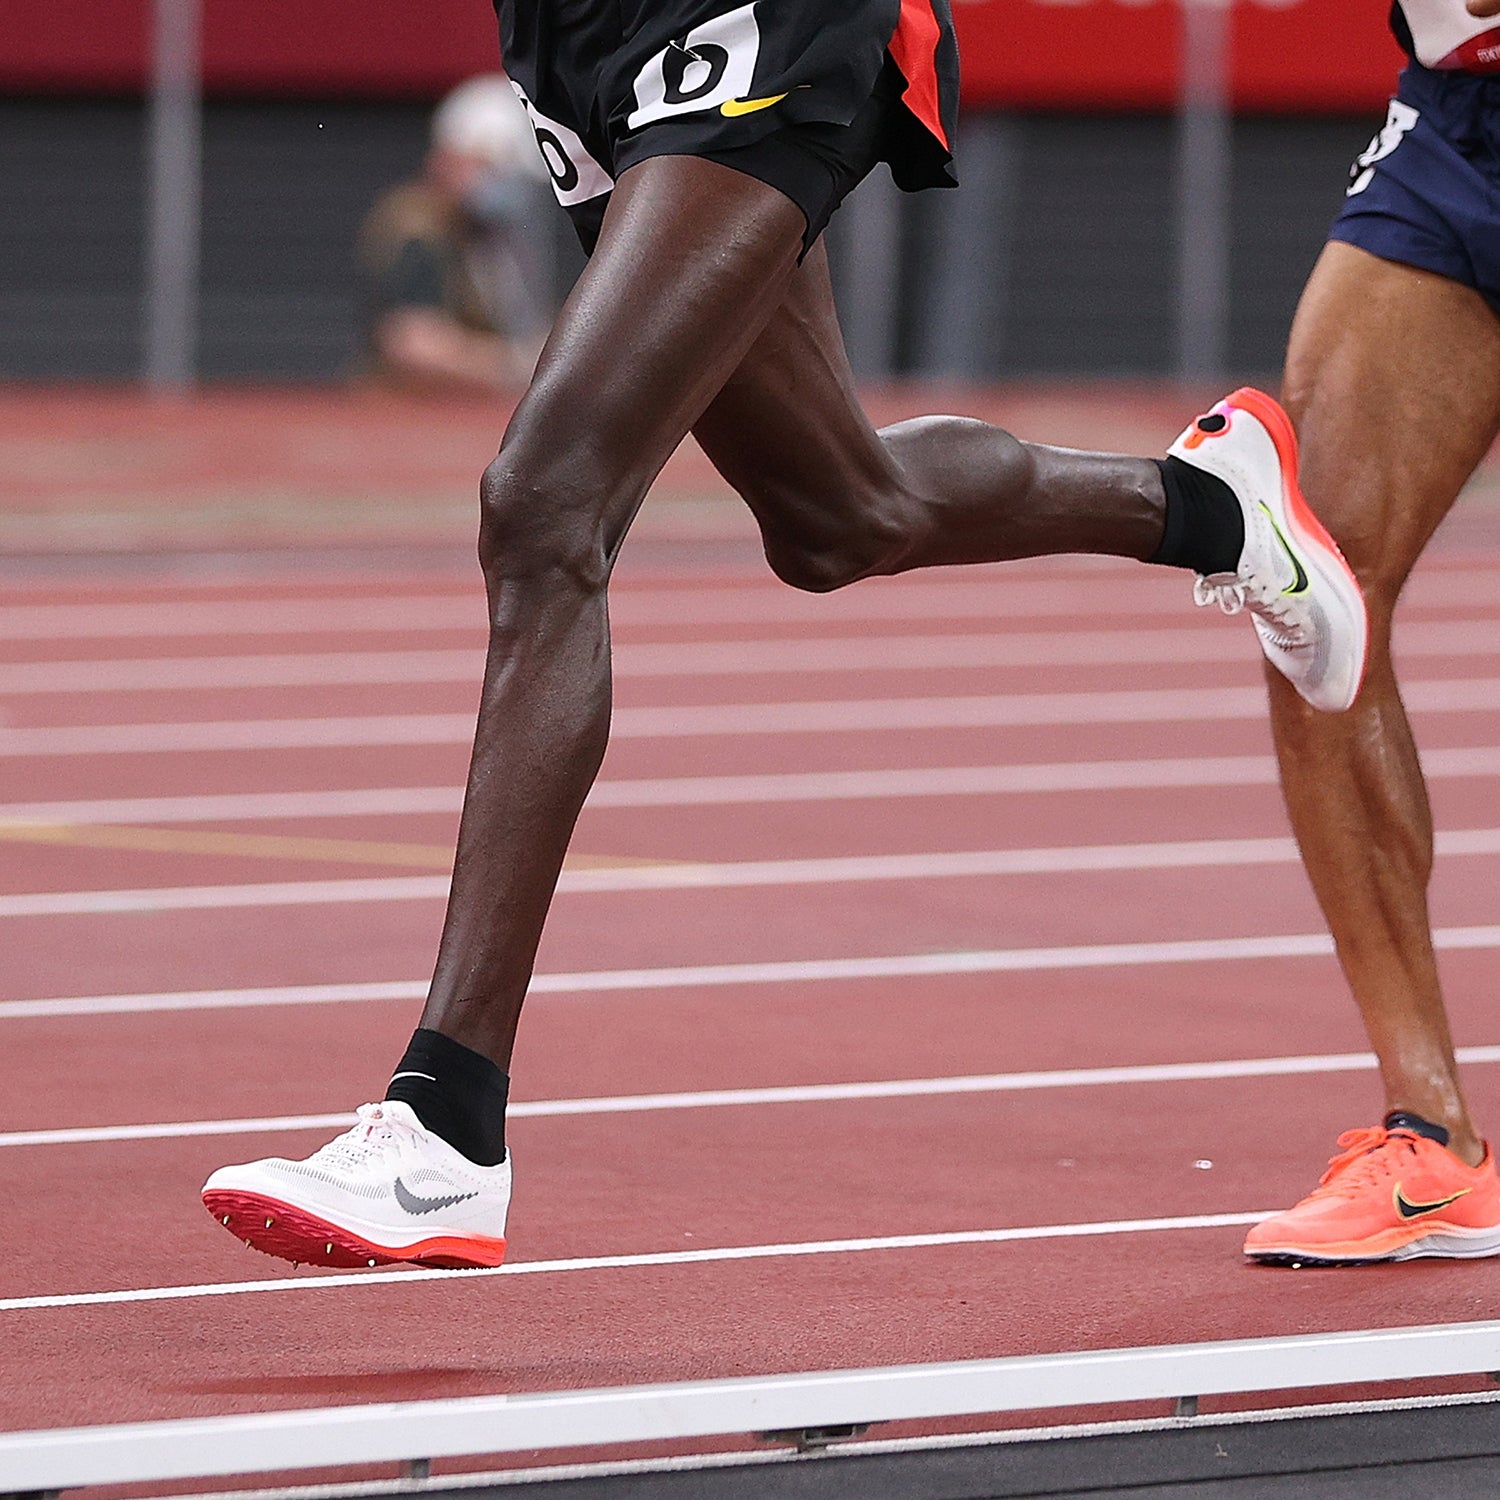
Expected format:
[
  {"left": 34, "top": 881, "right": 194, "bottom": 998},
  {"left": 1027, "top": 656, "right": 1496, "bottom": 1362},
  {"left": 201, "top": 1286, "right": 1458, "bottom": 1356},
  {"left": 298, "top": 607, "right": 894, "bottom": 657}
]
[
  {"left": 202, "top": 157, "right": 824, "bottom": 1265},
  {"left": 1272, "top": 241, "right": 1500, "bottom": 1165},
  {"left": 203, "top": 155, "right": 1281, "bottom": 1270},
  {"left": 692, "top": 240, "right": 1167, "bottom": 593},
  {"left": 419, "top": 155, "right": 807, "bottom": 1068},
  {"left": 423, "top": 175, "right": 1193, "bottom": 1072}
]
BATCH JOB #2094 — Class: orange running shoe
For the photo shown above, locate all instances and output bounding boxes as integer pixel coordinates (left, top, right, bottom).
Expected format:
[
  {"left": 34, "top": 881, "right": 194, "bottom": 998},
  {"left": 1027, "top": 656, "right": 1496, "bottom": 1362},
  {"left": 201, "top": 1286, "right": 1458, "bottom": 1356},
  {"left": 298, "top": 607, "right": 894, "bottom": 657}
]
[{"left": 1245, "top": 1116, "right": 1500, "bottom": 1265}]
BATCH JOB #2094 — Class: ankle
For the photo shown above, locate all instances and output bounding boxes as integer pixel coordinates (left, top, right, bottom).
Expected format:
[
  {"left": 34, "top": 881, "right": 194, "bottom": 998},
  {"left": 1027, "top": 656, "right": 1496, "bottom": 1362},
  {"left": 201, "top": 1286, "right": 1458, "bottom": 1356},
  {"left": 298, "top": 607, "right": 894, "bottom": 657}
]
[
  {"left": 386, "top": 1027, "right": 510, "bottom": 1166},
  {"left": 1149, "top": 456, "right": 1245, "bottom": 574},
  {"left": 1386, "top": 1106, "right": 1485, "bottom": 1168},
  {"left": 1449, "top": 1128, "right": 1487, "bottom": 1169}
]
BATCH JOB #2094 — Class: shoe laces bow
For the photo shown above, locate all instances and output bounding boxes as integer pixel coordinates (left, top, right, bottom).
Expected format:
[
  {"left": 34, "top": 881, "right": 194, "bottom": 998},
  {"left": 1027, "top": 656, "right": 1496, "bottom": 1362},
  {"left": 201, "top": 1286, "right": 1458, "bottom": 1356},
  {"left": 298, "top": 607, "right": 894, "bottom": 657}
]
[
  {"left": 1311, "top": 1126, "right": 1415, "bottom": 1199},
  {"left": 311, "top": 1102, "right": 416, "bottom": 1171},
  {"left": 1193, "top": 573, "right": 1305, "bottom": 649}
]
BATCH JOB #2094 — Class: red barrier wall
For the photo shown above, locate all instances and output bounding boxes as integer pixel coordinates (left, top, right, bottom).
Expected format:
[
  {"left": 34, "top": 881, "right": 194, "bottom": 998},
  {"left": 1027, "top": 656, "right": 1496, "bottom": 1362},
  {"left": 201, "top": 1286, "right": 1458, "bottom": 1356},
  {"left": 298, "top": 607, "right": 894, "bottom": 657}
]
[
  {"left": 958, "top": 0, "right": 1404, "bottom": 112},
  {"left": 8, "top": 0, "right": 1404, "bottom": 112}
]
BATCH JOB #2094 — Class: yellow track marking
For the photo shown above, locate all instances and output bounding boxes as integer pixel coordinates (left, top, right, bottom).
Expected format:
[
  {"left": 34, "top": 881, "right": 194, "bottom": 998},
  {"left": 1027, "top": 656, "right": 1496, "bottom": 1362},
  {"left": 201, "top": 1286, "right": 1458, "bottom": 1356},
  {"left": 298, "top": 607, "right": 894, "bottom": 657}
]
[{"left": 0, "top": 823, "right": 669, "bottom": 873}]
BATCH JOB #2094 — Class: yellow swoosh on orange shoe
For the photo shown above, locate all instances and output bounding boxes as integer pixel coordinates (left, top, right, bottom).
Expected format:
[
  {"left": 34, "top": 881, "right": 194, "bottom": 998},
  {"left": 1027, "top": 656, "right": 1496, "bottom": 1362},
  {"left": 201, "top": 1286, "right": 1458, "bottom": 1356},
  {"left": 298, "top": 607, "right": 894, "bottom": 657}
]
[{"left": 1394, "top": 1184, "right": 1472, "bottom": 1219}]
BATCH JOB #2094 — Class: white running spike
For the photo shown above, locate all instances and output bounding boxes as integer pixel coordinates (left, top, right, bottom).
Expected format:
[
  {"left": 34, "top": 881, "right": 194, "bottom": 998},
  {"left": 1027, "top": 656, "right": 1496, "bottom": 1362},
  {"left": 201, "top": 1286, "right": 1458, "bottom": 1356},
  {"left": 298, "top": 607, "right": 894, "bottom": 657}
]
[
  {"left": 201, "top": 1101, "right": 510, "bottom": 1271},
  {"left": 1168, "top": 388, "right": 1367, "bottom": 713}
]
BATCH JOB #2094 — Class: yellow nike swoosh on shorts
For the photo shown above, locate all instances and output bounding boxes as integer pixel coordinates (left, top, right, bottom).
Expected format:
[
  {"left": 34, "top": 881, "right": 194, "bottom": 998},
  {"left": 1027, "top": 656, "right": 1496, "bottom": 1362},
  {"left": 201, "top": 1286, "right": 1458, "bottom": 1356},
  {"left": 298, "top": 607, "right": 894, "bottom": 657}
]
[{"left": 720, "top": 93, "right": 787, "bottom": 117}]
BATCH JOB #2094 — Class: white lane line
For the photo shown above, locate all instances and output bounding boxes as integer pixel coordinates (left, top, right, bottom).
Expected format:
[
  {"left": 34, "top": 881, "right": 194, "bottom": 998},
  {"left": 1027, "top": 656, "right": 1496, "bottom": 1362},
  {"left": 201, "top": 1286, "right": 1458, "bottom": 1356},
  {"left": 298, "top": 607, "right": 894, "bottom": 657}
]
[
  {"left": 0, "top": 714, "right": 476, "bottom": 757},
  {"left": 13, "top": 923, "right": 1500, "bottom": 1020},
  {"left": 0, "top": 580, "right": 1201, "bottom": 640},
  {"left": 7, "top": 744, "right": 1500, "bottom": 826},
  {"left": 7, "top": 677, "right": 1500, "bottom": 758},
  {"left": 2, "top": 563, "right": 1497, "bottom": 640},
  {"left": 0, "top": 1212, "right": 1265, "bottom": 1313},
  {"left": 8, "top": 827, "right": 1500, "bottom": 916},
  {"left": 0, "top": 597, "right": 485, "bottom": 641},
  {"left": 555, "top": 828, "right": 1500, "bottom": 892},
  {"left": 0, "top": 877, "right": 449, "bottom": 917},
  {"left": 14, "top": 551, "right": 1487, "bottom": 601},
  {"left": 5, "top": 620, "right": 1498, "bottom": 695},
  {"left": 11, "top": 1045, "right": 1500, "bottom": 1150},
  {"left": 0, "top": 980, "right": 426, "bottom": 1019},
  {"left": 0, "top": 786, "right": 468, "bottom": 825},
  {"left": 0, "top": 650, "right": 485, "bottom": 695}
]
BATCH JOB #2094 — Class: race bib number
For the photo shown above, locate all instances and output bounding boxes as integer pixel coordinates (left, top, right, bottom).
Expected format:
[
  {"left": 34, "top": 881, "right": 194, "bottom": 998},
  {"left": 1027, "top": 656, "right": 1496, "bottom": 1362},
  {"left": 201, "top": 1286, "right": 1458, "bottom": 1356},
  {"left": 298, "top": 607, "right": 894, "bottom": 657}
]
[
  {"left": 1347, "top": 99, "right": 1419, "bottom": 197},
  {"left": 627, "top": 3, "right": 763, "bottom": 130},
  {"left": 509, "top": 81, "right": 614, "bottom": 208}
]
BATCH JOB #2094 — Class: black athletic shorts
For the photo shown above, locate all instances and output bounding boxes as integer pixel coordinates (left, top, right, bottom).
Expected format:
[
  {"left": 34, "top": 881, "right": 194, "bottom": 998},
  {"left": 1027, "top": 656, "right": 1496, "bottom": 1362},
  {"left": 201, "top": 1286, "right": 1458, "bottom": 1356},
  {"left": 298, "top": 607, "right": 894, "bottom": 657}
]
[{"left": 495, "top": 0, "right": 959, "bottom": 253}]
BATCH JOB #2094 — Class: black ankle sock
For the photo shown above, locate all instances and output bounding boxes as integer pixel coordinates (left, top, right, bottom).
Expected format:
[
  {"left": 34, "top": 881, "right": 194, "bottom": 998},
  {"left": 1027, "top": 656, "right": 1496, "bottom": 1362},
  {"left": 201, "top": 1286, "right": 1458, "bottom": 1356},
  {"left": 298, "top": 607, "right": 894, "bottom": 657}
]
[
  {"left": 1384, "top": 1110, "right": 1451, "bottom": 1147},
  {"left": 386, "top": 1028, "right": 509, "bottom": 1166},
  {"left": 1149, "top": 456, "right": 1245, "bottom": 576}
]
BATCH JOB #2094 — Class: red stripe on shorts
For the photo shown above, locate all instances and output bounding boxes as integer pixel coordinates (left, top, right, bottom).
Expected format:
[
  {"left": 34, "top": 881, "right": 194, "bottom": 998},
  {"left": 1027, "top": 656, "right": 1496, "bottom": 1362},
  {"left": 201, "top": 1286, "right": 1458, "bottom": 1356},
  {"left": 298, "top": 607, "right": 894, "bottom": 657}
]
[{"left": 888, "top": 0, "right": 948, "bottom": 150}]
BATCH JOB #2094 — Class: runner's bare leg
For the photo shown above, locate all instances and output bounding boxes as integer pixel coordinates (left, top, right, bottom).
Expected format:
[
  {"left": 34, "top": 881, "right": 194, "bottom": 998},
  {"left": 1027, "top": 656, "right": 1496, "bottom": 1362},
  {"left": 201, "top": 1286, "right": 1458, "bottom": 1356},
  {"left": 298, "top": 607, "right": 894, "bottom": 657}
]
[
  {"left": 421, "top": 159, "right": 805, "bottom": 1066},
  {"left": 421, "top": 157, "right": 1171, "bottom": 1070},
  {"left": 1270, "top": 241, "right": 1500, "bottom": 1164},
  {"left": 692, "top": 239, "right": 1163, "bottom": 590}
]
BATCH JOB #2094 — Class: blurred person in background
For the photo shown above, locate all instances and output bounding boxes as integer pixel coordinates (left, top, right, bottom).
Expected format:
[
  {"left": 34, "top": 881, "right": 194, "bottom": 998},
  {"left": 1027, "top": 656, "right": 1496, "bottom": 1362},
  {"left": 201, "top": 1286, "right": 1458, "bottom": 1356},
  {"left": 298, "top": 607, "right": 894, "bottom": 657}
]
[
  {"left": 359, "top": 74, "right": 554, "bottom": 393},
  {"left": 1243, "top": 0, "right": 1500, "bottom": 1267}
]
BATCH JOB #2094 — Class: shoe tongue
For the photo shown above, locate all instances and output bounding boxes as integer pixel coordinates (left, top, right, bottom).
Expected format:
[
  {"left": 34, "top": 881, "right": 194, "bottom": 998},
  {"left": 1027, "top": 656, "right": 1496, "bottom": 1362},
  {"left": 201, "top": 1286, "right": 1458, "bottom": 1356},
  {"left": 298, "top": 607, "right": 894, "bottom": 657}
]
[{"left": 1383, "top": 1110, "right": 1450, "bottom": 1146}]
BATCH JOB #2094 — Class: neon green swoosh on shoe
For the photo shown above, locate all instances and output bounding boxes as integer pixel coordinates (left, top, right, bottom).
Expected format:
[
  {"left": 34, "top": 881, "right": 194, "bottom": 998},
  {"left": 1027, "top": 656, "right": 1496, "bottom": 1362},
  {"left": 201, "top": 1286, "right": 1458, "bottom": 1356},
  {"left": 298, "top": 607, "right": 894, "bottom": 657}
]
[{"left": 1258, "top": 502, "right": 1310, "bottom": 596}]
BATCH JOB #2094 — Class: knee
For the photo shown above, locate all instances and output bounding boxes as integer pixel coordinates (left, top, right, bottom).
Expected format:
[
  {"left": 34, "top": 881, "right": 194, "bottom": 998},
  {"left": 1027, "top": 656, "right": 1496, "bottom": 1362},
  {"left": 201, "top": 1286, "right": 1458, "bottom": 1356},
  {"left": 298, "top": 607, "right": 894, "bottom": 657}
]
[
  {"left": 759, "top": 495, "right": 911, "bottom": 593},
  {"left": 1280, "top": 385, "right": 1409, "bottom": 619},
  {"left": 1287, "top": 470, "right": 1404, "bottom": 626},
  {"left": 752, "top": 452, "right": 935, "bottom": 594},
  {"left": 477, "top": 444, "right": 610, "bottom": 594}
]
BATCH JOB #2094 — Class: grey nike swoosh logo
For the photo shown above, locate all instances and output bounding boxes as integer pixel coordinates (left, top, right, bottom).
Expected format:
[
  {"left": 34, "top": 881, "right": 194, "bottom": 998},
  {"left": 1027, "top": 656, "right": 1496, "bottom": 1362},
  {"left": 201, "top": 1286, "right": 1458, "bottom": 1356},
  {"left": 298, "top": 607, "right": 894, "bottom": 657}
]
[{"left": 393, "top": 1178, "right": 478, "bottom": 1216}]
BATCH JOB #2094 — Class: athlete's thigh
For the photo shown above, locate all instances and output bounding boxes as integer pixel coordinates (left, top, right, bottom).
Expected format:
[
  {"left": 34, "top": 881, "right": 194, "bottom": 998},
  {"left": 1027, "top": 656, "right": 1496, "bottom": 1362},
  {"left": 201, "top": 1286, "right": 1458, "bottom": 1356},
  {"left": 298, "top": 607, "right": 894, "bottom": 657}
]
[
  {"left": 504, "top": 154, "right": 805, "bottom": 512},
  {"left": 692, "top": 239, "right": 898, "bottom": 526},
  {"left": 1285, "top": 240, "right": 1500, "bottom": 601}
]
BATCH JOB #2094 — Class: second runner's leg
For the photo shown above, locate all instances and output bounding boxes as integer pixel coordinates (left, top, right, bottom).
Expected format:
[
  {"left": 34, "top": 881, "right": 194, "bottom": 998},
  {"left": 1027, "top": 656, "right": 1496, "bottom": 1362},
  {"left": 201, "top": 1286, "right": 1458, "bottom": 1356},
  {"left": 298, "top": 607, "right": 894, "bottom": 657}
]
[{"left": 1246, "top": 240, "right": 1500, "bottom": 1264}]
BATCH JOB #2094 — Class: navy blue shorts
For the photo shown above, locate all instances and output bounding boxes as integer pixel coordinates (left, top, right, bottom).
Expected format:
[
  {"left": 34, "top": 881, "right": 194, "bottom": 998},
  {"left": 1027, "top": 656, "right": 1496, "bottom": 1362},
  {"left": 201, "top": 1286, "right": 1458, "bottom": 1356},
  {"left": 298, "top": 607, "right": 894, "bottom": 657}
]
[{"left": 1331, "top": 63, "right": 1500, "bottom": 315}]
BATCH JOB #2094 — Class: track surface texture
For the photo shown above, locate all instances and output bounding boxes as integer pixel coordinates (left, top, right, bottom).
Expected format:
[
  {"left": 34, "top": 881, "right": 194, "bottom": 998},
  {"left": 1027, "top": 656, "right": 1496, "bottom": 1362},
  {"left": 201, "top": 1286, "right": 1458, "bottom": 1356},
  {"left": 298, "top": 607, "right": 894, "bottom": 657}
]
[{"left": 6, "top": 385, "right": 1500, "bottom": 1488}]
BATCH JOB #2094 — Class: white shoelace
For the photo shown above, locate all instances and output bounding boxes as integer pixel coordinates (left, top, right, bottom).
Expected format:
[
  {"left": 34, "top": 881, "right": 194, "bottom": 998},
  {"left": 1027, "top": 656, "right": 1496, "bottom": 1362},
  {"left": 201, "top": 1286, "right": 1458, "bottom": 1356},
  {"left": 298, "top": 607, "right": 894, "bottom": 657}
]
[
  {"left": 310, "top": 1102, "right": 414, "bottom": 1171},
  {"left": 1193, "top": 575, "right": 1245, "bottom": 615},
  {"left": 1193, "top": 574, "right": 1304, "bottom": 649}
]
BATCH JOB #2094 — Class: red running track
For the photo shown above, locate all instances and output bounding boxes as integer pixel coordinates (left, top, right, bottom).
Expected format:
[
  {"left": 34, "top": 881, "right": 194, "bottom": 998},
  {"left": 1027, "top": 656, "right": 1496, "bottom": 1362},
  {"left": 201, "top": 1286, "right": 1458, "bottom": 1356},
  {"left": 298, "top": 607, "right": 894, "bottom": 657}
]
[{"left": 5, "top": 551, "right": 1500, "bottom": 1459}]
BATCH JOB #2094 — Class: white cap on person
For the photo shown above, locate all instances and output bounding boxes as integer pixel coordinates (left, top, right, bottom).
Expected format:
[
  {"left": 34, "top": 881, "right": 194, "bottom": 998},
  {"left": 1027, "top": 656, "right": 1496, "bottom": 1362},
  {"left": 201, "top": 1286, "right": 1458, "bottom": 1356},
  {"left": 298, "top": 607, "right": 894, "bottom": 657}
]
[{"left": 432, "top": 75, "right": 547, "bottom": 181}]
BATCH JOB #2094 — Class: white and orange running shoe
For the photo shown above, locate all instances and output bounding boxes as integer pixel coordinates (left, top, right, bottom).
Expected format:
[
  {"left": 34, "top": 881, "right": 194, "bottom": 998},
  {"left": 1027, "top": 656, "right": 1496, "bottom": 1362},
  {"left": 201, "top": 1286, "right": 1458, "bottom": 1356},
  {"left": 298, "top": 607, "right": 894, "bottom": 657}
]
[
  {"left": 202, "top": 1101, "right": 509, "bottom": 1269},
  {"left": 1244, "top": 1120, "right": 1500, "bottom": 1266},
  {"left": 1169, "top": 386, "right": 1368, "bottom": 713}
]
